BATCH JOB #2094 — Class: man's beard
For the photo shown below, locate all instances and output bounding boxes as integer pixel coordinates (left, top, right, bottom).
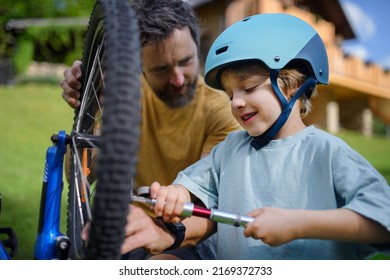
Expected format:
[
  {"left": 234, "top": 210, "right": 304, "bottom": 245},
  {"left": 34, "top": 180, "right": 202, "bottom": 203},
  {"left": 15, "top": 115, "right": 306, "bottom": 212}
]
[{"left": 155, "top": 76, "right": 198, "bottom": 108}]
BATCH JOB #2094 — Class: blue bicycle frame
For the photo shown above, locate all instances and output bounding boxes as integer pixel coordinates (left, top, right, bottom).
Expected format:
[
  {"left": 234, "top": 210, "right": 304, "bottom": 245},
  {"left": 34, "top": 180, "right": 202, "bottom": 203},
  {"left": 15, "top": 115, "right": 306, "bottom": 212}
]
[
  {"left": 0, "top": 130, "right": 70, "bottom": 260},
  {"left": 33, "top": 130, "right": 70, "bottom": 260},
  {"left": 1, "top": 196, "right": 18, "bottom": 260},
  {"left": 0, "top": 239, "right": 11, "bottom": 260}
]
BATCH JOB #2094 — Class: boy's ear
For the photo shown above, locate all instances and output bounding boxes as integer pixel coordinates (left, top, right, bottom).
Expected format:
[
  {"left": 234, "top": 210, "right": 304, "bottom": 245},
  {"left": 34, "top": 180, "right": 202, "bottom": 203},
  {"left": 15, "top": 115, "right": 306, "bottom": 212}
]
[{"left": 285, "top": 87, "right": 296, "bottom": 101}]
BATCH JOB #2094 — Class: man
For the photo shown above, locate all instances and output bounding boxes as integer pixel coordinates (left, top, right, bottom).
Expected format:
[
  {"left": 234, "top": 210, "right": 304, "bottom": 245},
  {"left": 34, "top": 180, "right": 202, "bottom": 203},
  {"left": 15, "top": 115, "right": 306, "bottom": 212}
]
[{"left": 61, "top": 0, "right": 241, "bottom": 259}]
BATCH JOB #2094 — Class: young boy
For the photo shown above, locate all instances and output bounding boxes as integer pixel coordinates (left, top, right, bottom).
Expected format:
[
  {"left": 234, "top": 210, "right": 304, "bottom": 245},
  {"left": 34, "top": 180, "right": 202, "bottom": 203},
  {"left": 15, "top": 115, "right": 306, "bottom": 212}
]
[{"left": 149, "top": 13, "right": 390, "bottom": 259}]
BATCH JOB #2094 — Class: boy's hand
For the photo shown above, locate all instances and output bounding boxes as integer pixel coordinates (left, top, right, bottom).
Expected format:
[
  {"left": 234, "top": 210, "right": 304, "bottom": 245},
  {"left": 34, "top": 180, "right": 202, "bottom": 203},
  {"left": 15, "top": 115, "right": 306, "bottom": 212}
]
[
  {"left": 243, "top": 207, "right": 299, "bottom": 247},
  {"left": 150, "top": 181, "right": 191, "bottom": 223}
]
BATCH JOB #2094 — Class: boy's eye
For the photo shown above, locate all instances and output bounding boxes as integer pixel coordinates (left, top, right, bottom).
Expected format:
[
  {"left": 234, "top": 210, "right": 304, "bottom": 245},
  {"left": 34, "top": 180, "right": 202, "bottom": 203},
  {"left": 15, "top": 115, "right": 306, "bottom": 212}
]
[
  {"left": 245, "top": 85, "right": 257, "bottom": 93},
  {"left": 225, "top": 92, "right": 233, "bottom": 101}
]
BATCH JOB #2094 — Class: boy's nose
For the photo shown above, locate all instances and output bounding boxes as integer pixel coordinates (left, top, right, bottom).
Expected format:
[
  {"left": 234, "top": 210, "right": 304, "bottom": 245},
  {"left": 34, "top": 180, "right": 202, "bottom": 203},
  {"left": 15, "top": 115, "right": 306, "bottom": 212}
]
[{"left": 231, "top": 96, "right": 245, "bottom": 109}]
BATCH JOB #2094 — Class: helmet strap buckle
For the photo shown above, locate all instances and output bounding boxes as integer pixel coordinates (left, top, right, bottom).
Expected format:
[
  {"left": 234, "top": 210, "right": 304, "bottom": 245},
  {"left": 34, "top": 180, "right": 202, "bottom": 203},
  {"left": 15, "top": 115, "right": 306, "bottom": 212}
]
[{"left": 250, "top": 75, "right": 317, "bottom": 150}]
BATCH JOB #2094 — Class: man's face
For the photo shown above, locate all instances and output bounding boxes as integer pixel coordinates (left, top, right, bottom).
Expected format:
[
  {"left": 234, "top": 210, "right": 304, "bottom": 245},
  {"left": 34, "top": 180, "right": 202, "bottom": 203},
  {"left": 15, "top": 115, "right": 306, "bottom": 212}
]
[{"left": 142, "top": 27, "right": 200, "bottom": 108}]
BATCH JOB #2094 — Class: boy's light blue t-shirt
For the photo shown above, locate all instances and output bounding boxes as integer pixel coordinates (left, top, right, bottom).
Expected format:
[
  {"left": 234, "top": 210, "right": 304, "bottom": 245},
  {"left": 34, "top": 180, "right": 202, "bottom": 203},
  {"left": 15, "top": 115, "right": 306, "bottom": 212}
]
[{"left": 173, "top": 126, "right": 390, "bottom": 259}]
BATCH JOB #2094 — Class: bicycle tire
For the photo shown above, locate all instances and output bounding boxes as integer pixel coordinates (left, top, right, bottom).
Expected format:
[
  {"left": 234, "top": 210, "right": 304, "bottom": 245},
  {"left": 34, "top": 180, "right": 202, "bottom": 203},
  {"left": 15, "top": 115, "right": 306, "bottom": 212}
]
[{"left": 67, "top": 0, "right": 141, "bottom": 259}]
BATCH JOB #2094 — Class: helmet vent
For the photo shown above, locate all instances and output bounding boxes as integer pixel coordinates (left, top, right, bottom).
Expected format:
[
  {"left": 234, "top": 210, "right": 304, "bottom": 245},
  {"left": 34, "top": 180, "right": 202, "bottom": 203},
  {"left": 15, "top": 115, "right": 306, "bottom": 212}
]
[{"left": 216, "top": 46, "right": 228, "bottom": 55}]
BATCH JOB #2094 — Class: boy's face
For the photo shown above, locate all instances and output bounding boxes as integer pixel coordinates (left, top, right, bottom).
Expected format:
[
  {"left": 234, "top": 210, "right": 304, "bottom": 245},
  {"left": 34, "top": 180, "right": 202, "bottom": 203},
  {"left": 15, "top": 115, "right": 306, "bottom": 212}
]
[
  {"left": 142, "top": 27, "right": 200, "bottom": 108},
  {"left": 221, "top": 71, "right": 282, "bottom": 137}
]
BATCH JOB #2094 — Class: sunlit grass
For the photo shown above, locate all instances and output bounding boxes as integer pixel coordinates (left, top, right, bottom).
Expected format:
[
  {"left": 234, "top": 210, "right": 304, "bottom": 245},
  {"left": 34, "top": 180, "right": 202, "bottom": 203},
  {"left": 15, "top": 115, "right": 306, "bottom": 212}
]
[
  {"left": 0, "top": 83, "right": 73, "bottom": 259},
  {"left": 336, "top": 130, "right": 390, "bottom": 183},
  {"left": 0, "top": 83, "right": 389, "bottom": 259}
]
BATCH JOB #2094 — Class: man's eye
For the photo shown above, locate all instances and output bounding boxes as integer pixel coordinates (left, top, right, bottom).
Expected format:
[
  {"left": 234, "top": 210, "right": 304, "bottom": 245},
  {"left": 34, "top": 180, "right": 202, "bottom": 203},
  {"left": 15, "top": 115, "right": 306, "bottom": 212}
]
[
  {"left": 179, "top": 57, "right": 192, "bottom": 66},
  {"left": 154, "top": 67, "right": 167, "bottom": 73}
]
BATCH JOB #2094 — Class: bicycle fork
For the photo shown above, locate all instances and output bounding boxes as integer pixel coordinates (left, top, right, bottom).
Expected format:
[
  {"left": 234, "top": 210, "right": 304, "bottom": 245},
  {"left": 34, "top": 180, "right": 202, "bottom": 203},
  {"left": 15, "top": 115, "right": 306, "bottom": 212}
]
[{"left": 34, "top": 131, "right": 70, "bottom": 260}]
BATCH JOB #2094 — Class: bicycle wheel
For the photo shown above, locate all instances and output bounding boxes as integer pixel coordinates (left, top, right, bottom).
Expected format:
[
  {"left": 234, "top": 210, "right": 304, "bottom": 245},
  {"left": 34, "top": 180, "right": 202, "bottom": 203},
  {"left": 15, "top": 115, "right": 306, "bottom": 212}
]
[{"left": 67, "top": 0, "right": 141, "bottom": 259}]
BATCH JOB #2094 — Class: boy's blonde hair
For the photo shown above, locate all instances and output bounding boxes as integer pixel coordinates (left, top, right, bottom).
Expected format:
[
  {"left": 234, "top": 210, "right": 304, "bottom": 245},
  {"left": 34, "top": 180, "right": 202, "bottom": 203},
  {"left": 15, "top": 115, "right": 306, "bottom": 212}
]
[{"left": 221, "top": 61, "right": 317, "bottom": 117}]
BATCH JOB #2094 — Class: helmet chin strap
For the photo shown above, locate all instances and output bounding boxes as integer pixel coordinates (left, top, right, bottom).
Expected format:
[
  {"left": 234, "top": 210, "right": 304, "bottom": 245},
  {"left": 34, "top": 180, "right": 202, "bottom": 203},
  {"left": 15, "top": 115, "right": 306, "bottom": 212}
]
[{"left": 250, "top": 70, "right": 317, "bottom": 150}]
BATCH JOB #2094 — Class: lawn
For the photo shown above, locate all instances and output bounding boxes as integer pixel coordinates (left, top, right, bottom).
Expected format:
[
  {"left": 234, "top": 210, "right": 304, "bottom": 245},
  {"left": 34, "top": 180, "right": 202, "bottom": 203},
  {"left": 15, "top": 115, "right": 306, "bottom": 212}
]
[
  {"left": 0, "top": 83, "right": 389, "bottom": 260},
  {"left": 0, "top": 83, "right": 73, "bottom": 259},
  {"left": 337, "top": 130, "right": 390, "bottom": 183}
]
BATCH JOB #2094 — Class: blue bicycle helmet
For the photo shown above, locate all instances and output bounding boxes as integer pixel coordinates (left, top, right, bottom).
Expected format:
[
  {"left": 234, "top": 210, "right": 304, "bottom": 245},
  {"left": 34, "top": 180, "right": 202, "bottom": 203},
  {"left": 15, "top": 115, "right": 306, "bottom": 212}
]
[{"left": 204, "top": 13, "right": 329, "bottom": 149}]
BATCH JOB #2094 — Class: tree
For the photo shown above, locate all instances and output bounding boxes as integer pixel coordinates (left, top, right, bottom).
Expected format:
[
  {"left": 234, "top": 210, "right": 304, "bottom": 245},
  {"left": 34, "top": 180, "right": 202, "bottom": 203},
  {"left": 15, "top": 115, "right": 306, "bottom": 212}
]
[{"left": 0, "top": 0, "right": 95, "bottom": 67}]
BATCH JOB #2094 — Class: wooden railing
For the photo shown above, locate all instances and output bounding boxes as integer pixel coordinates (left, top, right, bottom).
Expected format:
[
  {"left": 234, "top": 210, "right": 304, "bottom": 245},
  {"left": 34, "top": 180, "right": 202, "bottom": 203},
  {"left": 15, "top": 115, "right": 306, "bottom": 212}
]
[{"left": 225, "top": 0, "right": 390, "bottom": 100}]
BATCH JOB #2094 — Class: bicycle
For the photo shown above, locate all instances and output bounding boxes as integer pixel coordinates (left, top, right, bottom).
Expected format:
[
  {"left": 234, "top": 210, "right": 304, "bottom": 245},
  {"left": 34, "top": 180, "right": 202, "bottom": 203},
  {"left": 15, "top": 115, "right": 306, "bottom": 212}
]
[
  {"left": 0, "top": 0, "right": 257, "bottom": 260},
  {"left": 1, "top": 0, "right": 142, "bottom": 260},
  {"left": 0, "top": 194, "right": 18, "bottom": 260},
  {"left": 2, "top": 1, "right": 388, "bottom": 261}
]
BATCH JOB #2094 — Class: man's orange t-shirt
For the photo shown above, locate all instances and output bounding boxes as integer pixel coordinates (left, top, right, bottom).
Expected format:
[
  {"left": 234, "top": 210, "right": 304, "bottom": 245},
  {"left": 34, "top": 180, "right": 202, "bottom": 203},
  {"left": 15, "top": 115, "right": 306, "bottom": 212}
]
[{"left": 134, "top": 75, "right": 241, "bottom": 188}]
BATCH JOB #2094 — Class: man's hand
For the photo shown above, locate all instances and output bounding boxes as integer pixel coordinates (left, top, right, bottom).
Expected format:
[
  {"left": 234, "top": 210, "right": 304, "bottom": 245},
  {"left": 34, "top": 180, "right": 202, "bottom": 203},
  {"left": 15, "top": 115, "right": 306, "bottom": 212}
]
[
  {"left": 81, "top": 204, "right": 176, "bottom": 255},
  {"left": 121, "top": 205, "right": 176, "bottom": 255},
  {"left": 60, "top": 60, "right": 83, "bottom": 108}
]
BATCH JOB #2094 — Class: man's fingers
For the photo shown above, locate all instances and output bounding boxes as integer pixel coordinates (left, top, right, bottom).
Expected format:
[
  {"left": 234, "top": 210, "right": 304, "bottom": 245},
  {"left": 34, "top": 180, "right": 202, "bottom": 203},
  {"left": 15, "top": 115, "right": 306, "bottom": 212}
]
[
  {"left": 81, "top": 222, "right": 91, "bottom": 241},
  {"left": 60, "top": 78, "right": 81, "bottom": 108},
  {"left": 71, "top": 60, "right": 83, "bottom": 80},
  {"left": 62, "top": 61, "right": 82, "bottom": 93},
  {"left": 120, "top": 231, "right": 149, "bottom": 254},
  {"left": 61, "top": 90, "right": 80, "bottom": 108},
  {"left": 62, "top": 69, "right": 81, "bottom": 90}
]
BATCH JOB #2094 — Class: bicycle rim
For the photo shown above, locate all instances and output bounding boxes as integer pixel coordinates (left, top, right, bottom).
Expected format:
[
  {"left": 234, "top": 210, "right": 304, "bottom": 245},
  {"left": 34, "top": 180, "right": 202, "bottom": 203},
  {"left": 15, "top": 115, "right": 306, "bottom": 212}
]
[{"left": 67, "top": 0, "right": 141, "bottom": 260}]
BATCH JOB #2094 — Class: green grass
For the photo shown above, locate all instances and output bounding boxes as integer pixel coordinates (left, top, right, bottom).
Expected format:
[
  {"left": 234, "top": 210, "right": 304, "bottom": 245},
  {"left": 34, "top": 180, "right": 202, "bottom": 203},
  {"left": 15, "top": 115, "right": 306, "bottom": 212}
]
[
  {"left": 0, "top": 83, "right": 73, "bottom": 259},
  {"left": 0, "top": 83, "right": 389, "bottom": 259},
  {"left": 336, "top": 130, "right": 390, "bottom": 183}
]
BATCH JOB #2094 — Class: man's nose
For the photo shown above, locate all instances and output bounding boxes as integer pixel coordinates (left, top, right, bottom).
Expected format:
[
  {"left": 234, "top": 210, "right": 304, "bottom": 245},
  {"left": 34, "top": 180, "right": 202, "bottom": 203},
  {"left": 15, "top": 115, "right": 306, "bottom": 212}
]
[{"left": 169, "top": 67, "right": 185, "bottom": 87}]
